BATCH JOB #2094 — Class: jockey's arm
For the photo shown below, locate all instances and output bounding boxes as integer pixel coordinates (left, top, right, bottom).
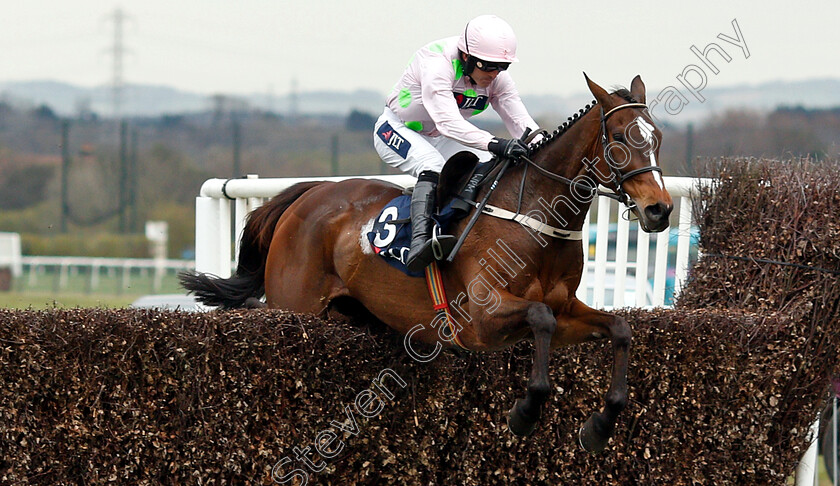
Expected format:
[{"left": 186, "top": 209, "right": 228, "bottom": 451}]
[
  {"left": 490, "top": 74, "right": 541, "bottom": 142},
  {"left": 420, "top": 59, "right": 495, "bottom": 152}
]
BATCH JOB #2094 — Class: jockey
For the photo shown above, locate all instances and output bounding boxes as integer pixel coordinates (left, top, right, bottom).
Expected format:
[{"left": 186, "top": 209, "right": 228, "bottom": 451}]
[{"left": 373, "top": 14, "right": 541, "bottom": 272}]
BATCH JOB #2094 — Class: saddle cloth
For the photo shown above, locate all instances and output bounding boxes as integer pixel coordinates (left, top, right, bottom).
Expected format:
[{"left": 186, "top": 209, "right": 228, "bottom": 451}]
[{"left": 366, "top": 195, "right": 457, "bottom": 277}]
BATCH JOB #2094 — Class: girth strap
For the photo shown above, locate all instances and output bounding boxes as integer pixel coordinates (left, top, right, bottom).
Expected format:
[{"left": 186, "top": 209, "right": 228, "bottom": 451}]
[{"left": 481, "top": 204, "right": 583, "bottom": 240}]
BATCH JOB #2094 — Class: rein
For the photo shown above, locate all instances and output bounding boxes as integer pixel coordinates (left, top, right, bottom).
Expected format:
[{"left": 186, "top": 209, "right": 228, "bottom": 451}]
[
  {"left": 499, "top": 101, "right": 660, "bottom": 228},
  {"left": 450, "top": 100, "right": 664, "bottom": 257},
  {"left": 520, "top": 101, "right": 660, "bottom": 205}
]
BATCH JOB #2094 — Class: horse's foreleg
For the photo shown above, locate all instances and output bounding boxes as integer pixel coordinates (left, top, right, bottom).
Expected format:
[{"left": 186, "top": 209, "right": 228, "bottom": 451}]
[
  {"left": 564, "top": 300, "right": 631, "bottom": 453},
  {"left": 506, "top": 303, "right": 557, "bottom": 437}
]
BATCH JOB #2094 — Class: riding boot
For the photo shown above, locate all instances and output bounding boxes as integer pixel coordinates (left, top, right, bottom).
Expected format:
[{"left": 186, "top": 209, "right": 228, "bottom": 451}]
[
  {"left": 405, "top": 171, "right": 456, "bottom": 272},
  {"left": 451, "top": 160, "right": 497, "bottom": 214}
]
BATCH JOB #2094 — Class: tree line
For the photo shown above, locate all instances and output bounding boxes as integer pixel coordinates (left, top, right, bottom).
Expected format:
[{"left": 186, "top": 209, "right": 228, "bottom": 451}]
[{"left": 0, "top": 100, "right": 836, "bottom": 257}]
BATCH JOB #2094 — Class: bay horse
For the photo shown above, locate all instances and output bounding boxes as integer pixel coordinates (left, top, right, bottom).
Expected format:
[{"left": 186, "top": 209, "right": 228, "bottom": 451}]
[{"left": 181, "top": 74, "right": 673, "bottom": 452}]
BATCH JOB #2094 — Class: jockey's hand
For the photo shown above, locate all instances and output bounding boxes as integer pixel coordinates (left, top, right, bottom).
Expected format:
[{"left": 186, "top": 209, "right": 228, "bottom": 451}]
[{"left": 488, "top": 137, "right": 529, "bottom": 161}]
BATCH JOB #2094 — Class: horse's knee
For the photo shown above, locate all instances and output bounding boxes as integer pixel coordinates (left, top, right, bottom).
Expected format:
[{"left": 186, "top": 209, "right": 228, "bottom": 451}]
[
  {"left": 528, "top": 382, "right": 551, "bottom": 401},
  {"left": 527, "top": 303, "right": 556, "bottom": 335},
  {"left": 610, "top": 316, "right": 632, "bottom": 347}
]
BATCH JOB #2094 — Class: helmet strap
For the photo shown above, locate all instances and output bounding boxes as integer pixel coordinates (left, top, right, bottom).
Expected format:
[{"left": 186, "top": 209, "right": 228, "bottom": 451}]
[
  {"left": 461, "top": 52, "right": 478, "bottom": 83},
  {"left": 461, "top": 19, "right": 479, "bottom": 84}
]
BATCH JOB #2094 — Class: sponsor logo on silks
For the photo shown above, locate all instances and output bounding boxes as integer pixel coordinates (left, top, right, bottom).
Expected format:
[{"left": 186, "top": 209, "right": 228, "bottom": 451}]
[
  {"left": 454, "top": 92, "right": 489, "bottom": 111},
  {"left": 376, "top": 121, "right": 411, "bottom": 159}
]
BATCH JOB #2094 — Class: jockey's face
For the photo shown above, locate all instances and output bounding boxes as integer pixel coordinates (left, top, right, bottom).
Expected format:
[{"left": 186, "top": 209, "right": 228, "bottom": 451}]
[
  {"left": 470, "top": 67, "right": 500, "bottom": 88},
  {"left": 461, "top": 53, "right": 501, "bottom": 88}
]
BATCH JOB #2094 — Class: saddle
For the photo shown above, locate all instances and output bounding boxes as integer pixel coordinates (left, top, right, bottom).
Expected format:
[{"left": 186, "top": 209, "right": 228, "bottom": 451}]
[
  {"left": 367, "top": 152, "right": 494, "bottom": 276},
  {"left": 437, "top": 151, "right": 482, "bottom": 211}
]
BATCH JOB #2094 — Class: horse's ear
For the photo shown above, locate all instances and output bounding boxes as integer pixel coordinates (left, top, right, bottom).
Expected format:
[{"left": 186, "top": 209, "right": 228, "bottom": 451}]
[
  {"left": 584, "top": 72, "right": 614, "bottom": 110},
  {"left": 630, "top": 75, "right": 646, "bottom": 104}
]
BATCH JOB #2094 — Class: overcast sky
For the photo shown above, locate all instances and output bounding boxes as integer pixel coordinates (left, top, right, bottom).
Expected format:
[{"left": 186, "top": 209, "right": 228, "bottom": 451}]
[{"left": 2, "top": 0, "right": 838, "bottom": 98}]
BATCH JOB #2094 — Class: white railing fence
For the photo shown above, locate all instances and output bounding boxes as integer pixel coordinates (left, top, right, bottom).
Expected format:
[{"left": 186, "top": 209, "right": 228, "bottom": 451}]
[
  {"left": 19, "top": 256, "right": 194, "bottom": 294},
  {"left": 196, "top": 174, "right": 703, "bottom": 309}
]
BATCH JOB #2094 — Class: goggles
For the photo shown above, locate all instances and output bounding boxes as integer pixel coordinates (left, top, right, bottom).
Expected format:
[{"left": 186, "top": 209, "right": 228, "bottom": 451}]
[{"left": 474, "top": 58, "right": 510, "bottom": 72}]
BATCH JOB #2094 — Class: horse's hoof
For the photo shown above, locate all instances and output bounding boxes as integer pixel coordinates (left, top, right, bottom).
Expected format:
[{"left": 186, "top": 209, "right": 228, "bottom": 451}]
[
  {"left": 444, "top": 346, "right": 468, "bottom": 360},
  {"left": 507, "top": 399, "right": 539, "bottom": 437},
  {"left": 579, "top": 412, "right": 611, "bottom": 453},
  {"left": 244, "top": 297, "right": 267, "bottom": 309}
]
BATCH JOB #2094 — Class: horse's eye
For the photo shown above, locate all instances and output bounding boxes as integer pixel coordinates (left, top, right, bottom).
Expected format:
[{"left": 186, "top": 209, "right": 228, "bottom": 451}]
[{"left": 613, "top": 133, "right": 625, "bottom": 143}]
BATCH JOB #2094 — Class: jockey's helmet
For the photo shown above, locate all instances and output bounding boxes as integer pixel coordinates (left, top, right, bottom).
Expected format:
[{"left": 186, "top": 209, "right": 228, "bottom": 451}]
[{"left": 457, "top": 15, "right": 519, "bottom": 64}]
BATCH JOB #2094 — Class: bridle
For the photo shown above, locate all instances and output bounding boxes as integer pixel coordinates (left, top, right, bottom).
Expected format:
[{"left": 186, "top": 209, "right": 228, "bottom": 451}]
[
  {"left": 598, "top": 102, "right": 663, "bottom": 204},
  {"left": 521, "top": 101, "right": 662, "bottom": 207},
  {"left": 450, "top": 101, "right": 664, "bottom": 259}
]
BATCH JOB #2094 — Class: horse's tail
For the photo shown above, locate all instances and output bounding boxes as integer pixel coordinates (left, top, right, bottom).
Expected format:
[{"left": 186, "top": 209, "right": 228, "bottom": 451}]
[{"left": 180, "top": 181, "right": 325, "bottom": 309}]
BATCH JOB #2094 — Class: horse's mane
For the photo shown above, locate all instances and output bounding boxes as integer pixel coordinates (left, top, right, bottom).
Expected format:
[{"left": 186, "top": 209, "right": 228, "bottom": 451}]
[{"left": 530, "top": 87, "right": 637, "bottom": 156}]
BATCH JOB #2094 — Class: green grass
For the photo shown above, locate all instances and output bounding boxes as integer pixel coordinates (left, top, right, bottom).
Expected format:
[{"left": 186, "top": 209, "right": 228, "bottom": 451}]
[
  {"left": 819, "top": 458, "right": 834, "bottom": 485},
  {"left": 787, "top": 459, "right": 834, "bottom": 485},
  {"left": 1, "top": 265, "right": 188, "bottom": 309},
  {"left": 0, "top": 291, "right": 133, "bottom": 309}
]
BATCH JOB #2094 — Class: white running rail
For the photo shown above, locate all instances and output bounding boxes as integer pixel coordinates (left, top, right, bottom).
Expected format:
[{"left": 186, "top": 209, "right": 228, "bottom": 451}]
[
  {"left": 20, "top": 256, "right": 194, "bottom": 293},
  {"left": 195, "top": 174, "right": 705, "bottom": 309}
]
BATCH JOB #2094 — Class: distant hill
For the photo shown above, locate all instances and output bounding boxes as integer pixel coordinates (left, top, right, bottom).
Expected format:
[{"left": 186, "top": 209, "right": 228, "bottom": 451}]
[
  {"left": 0, "top": 80, "right": 385, "bottom": 118},
  {"left": 2, "top": 78, "right": 840, "bottom": 126},
  {"left": 523, "top": 78, "right": 840, "bottom": 126}
]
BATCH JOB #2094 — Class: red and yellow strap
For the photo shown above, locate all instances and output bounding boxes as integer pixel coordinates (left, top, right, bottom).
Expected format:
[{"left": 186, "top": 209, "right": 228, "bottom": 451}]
[{"left": 424, "top": 261, "right": 468, "bottom": 350}]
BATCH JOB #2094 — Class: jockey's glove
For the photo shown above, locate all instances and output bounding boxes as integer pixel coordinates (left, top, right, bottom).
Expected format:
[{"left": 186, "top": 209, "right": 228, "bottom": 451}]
[{"left": 488, "top": 137, "right": 529, "bottom": 161}]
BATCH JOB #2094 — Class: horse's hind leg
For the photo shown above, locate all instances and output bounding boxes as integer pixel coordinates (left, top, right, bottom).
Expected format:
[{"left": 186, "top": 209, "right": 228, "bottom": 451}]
[
  {"left": 559, "top": 299, "right": 632, "bottom": 453},
  {"left": 506, "top": 302, "right": 557, "bottom": 436},
  {"left": 244, "top": 297, "right": 267, "bottom": 309}
]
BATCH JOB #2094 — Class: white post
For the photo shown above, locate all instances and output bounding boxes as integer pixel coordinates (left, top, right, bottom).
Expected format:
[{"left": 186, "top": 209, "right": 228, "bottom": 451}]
[
  {"left": 217, "top": 197, "right": 232, "bottom": 278},
  {"left": 576, "top": 208, "right": 592, "bottom": 301},
  {"left": 0, "top": 232, "right": 23, "bottom": 278},
  {"left": 674, "top": 196, "right": 693, "bottom": 299},
  {"left": 59, "top": 261, "right": 69, "bottom": 290},
  {"left": 593, "top": 196, "right": 612, "bottom": 308},
  {"left": 195, "top": 196, "right": 221, "bottom": 275},
  {"left": 614, "top": 213, "right": 631, "bottom": 307},
  {"left": 635, "top": 227, "right": 650, "bottom": 307},
  {"left": 91, "top": 263, "right": 100, "bottom": 291},
  {"left": 145, "top": 221, "right": 169, "bottom": 293},
  {"left": 121, "top": 261, "right": 131, "bottom": 291},
  {"left": 234, "top": 197, "right": 248, "bottom": 269},
  {"left": 795, "top": 417, "right": 821, "bottom": 486},
  {"left": 652, "top": 228, "right": 670, "bottom": 306},
  {"left": 834, "top": 396, "right": 838, "bottom": 486},
  {"left": 28, "top": 264, "right": 38, "bottom": 287}
]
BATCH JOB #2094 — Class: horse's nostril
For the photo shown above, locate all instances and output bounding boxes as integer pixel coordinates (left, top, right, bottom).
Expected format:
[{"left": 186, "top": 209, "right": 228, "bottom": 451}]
[{"left": 644, "top": 202, "right": 672, "bottom": 222}]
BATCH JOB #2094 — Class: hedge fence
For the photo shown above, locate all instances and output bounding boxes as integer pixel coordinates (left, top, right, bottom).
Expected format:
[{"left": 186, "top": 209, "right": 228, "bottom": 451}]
[{"left": 1, "top": 158, "right": 839, "bottom": 485}]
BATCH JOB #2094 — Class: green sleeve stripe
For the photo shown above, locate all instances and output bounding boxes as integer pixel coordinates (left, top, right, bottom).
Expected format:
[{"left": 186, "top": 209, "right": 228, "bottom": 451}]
[
  {"left": 398, "top": 89, "right": 412, "bottom": 108},
  {"left": 405, "top": 121, "right": 424, "bottom": 132},
  {"left": 452, "top": 59, "right": 463, "bottom": 81}
]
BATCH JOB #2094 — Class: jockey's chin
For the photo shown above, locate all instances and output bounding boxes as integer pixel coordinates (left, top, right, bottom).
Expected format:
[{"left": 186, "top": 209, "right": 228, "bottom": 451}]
[{"left": 470, "top": 70, "right": 499, "bottom": 88}]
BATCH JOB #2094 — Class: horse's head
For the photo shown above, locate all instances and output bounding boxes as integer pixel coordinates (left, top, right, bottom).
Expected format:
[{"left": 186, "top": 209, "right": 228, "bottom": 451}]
[{"left": 584, "top": 74, "right": 673, "bottom": 232}]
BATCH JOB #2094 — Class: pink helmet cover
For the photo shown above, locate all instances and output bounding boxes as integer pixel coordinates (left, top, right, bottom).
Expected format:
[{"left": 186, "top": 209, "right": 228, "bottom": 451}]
[{"left": 457, "top": 15, "right": 519, "bottom": 63}]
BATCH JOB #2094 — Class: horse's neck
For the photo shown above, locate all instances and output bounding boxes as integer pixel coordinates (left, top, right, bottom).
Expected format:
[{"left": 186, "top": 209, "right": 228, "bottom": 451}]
[{"left": 496, "top": 113, "right": 600, "bottom": 232}]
